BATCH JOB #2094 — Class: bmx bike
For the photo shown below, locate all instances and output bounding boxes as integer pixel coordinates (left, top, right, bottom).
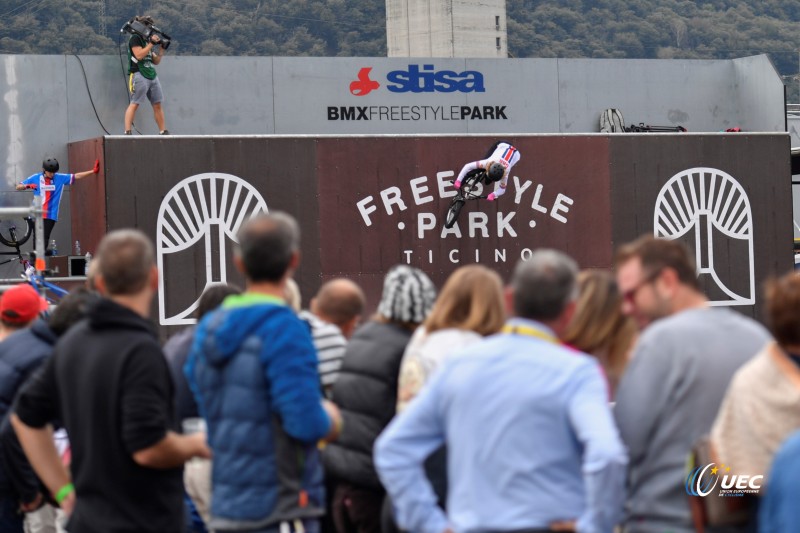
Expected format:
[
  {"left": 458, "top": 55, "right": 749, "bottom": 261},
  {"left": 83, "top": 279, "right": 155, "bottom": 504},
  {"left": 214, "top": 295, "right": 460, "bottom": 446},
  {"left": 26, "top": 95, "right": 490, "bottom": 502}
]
[
  {"left": 0, "top": 216, "right": 67, "bottom": 305},
  {"left": 443, "top": 169, "right": 489, "bottom": 229},
  {"left": 0, "top": 216, "right": 34, "bottom": 271}
]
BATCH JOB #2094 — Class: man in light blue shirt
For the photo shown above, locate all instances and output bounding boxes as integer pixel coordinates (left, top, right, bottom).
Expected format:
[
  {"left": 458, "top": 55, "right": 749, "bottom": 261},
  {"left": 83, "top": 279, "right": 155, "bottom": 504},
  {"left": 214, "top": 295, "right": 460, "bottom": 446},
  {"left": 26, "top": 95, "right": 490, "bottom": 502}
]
[{"left": 375, "top": 250, "right": 627, "bottom": 533}]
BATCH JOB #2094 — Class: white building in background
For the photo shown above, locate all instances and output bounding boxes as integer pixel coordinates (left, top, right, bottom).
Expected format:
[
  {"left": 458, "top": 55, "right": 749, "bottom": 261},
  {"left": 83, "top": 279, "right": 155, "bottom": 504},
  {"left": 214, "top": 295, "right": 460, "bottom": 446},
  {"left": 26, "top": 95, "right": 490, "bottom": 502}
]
[{"left": 386, "top": 0, "right": 507, "bottom": 57}]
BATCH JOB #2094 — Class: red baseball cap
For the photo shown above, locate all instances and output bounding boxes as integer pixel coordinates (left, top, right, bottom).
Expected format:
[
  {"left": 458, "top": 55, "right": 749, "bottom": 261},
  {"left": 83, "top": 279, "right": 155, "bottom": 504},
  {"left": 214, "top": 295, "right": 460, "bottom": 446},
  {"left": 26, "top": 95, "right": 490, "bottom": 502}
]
[{"left": 0, "top": 285, "right": 49, "bottom": 324}]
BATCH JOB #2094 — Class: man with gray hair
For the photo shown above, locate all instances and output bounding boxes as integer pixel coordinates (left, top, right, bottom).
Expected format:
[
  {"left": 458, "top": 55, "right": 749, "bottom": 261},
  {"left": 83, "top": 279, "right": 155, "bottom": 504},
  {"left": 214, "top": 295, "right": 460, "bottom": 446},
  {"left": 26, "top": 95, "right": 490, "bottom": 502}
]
[
  {"left": 375, "top": 250, "right": 628, "bottom": 533},
  {"left": 186, "top": 212, "right": 342, "bottom": 533}
]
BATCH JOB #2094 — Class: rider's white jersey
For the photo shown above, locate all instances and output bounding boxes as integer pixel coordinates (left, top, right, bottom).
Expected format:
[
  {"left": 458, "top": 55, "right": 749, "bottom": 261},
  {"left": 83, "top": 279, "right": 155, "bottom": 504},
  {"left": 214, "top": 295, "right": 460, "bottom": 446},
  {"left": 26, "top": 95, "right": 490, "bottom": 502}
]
[{"left": 456, "top": 142, "right": 521, "bottom": 198}]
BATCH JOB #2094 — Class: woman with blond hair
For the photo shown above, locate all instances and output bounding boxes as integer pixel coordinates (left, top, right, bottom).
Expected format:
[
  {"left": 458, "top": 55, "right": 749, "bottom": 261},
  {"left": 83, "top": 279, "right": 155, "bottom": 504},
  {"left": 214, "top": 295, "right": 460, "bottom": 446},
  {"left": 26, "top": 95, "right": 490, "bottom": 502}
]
[
  {"left": 396, "top": 264, "right": 506, "bottom": 412},
  {"left": 562, "top": 269, "right": 637, "bottom": 398}
]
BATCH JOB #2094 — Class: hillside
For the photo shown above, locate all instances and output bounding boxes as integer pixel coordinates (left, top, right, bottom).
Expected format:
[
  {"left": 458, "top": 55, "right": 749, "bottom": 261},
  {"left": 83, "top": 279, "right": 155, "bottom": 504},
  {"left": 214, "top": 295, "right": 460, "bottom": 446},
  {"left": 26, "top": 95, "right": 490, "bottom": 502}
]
[{"left": 1, "top": 0, "right": 798, "bottom": 90}]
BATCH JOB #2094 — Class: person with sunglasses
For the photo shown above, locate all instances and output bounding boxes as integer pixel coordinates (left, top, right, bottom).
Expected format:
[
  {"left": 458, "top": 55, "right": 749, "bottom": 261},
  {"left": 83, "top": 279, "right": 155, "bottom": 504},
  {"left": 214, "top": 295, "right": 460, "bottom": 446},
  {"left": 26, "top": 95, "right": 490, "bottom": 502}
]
[{"left": 613, "top": 235, "right": 770, "bottom": 533}]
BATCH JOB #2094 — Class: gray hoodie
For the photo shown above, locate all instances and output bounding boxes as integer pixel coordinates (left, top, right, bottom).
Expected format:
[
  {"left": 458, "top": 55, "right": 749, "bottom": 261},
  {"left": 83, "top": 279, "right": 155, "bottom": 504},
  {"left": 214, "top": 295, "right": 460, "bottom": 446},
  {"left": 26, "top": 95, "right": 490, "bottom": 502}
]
[{"left": 614, "top": 308, "right": 770, "bottom": 533}]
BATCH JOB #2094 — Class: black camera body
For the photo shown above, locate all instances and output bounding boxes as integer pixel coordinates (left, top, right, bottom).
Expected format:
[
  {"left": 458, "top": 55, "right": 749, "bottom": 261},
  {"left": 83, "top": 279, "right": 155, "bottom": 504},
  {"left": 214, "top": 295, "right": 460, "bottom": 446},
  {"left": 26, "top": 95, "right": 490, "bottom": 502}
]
[{"left": 121, "top": 18, "right": 172, "bottom": 50}]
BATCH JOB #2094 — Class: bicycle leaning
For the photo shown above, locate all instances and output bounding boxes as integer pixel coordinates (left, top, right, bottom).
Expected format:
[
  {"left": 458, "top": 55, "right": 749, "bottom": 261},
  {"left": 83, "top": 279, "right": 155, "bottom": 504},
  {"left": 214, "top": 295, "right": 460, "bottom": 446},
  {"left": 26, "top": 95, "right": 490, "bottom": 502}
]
[
  {"left": 0, "top": 213, "right": 67, "bottom": 306},
  {"left": 443, "top": 169, "right": 489, "bottom": 229}
]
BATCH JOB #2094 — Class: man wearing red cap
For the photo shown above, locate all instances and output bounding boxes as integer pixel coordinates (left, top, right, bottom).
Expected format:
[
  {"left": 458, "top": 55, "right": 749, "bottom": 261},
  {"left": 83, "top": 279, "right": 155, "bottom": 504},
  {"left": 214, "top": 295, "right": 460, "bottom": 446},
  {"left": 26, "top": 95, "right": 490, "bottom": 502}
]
[{"left": 0, "top": 285, "right": 48, "bottom": 342}]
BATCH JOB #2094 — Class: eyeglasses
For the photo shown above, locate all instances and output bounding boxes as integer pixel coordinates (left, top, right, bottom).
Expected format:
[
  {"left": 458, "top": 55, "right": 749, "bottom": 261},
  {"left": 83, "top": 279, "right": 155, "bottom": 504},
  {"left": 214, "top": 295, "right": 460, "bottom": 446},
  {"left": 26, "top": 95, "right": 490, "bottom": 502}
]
[{"left": 622, "top": 269, "right": 662, "bottom": 304}]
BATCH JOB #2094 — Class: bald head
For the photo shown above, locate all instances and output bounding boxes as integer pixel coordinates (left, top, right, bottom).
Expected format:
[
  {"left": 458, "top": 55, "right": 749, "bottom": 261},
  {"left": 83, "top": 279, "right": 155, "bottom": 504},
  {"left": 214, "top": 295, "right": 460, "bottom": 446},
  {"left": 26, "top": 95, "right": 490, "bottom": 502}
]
[{"left": 311, "top": 278, "right": 365, "bottom": 338}]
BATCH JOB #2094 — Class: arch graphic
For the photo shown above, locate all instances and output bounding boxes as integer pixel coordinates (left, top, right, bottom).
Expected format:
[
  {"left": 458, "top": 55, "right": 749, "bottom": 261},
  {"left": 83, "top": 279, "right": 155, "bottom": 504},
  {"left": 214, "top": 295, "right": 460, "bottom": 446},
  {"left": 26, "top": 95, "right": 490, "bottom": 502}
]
[
  {"left": 157, "top": 173, "right": 268, "bottom": 325},
  {"left": 653, "top": 167, "right": 754, "bottom": 306}
]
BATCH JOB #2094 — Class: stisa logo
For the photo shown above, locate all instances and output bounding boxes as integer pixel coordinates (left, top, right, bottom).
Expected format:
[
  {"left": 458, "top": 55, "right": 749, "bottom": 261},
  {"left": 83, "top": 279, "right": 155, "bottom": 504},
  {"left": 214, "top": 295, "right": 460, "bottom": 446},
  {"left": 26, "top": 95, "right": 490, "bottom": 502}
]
[
  {"left": 349, "top": 65, "right": 485, "bottom": 96},
  {"left": 350, "top": 68, "right": 381, "bottom": 96},
  {"left": 686, "top": 463, "right": 763, "bottom": 497}
]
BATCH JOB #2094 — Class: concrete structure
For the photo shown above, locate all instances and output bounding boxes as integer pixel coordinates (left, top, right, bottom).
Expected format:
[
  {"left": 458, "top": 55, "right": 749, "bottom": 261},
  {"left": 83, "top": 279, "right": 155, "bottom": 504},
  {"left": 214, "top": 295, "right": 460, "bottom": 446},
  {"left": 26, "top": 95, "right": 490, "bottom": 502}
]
[
  {"left": 0, "top": 54, "right": 787, "bottom": 278},
  {"left": 386, "top": 0, "right": 507, "bottom": 58}
]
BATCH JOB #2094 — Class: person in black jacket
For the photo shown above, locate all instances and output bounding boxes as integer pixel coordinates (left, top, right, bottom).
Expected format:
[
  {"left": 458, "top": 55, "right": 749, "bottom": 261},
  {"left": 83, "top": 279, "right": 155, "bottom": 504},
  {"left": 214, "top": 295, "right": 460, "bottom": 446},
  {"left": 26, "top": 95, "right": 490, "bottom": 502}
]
[
  {"left": 12, "top": 229, "right": 211, "bottom": 532},
  {"left": 322, "top": 265, "right": 436, "bottom": 533},
  {"left": 0, "top": 288, "right": 98, "bottom": 532}
]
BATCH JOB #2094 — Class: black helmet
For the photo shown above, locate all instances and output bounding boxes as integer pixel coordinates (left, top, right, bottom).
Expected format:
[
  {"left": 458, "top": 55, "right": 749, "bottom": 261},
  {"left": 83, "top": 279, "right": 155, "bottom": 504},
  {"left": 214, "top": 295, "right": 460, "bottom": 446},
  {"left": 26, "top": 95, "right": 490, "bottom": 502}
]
[
  {"left": 42, "top": 158, "right": 59, "bottom": 173},
  {"left": 487, "top": 162, "right": 505, "bottom": 182}
]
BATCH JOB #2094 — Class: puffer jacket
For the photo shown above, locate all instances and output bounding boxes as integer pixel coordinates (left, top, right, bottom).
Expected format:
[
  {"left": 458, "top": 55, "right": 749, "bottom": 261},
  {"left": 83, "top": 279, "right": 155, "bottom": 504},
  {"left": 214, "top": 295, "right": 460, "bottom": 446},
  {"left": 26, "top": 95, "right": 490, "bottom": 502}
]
[
  {"left": 186, "top": 293, "right": 332, "bottom": 530},
  {"left": 322, "top": 320, "right": 412, "bottom": 490},
  {"left": 0, "top": 320, "right": 57, "bottom": 498}
]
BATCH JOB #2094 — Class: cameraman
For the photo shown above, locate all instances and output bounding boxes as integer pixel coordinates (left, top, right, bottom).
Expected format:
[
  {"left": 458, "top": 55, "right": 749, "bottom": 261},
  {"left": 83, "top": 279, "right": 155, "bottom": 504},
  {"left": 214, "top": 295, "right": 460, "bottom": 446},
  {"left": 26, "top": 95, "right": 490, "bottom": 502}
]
[{"left": 124, "top": 15, "right": 169, "bottom": 135}]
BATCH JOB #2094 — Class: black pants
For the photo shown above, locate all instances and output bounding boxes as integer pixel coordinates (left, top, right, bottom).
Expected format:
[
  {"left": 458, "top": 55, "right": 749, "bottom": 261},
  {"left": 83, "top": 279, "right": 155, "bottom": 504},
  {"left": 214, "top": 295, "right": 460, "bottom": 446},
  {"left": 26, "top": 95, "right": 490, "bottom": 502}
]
[
  {"left": 32, "top": 219, "right": 57, "bottom": 255},
  {"left": 331, "top": 483, "right": 383, "bottom": 533}
]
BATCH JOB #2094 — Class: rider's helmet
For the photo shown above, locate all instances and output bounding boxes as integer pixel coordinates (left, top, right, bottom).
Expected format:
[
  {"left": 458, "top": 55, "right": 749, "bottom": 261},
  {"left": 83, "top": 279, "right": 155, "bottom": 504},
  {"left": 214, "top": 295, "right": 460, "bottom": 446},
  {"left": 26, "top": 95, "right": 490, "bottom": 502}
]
[
  {"left": 486, "top": 162, "right": 505, "bottom": 182},
  {"left": 42, "top": 158, "right": 59, "bottom": 173}
]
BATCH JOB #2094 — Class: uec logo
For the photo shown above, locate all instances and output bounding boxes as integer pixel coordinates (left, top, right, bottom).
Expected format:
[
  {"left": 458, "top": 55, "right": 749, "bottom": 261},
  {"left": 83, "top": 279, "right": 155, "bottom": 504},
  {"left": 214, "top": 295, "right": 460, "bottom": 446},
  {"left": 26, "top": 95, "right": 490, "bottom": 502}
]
[{"left": 686, "top": 463, "right": 763, "bottom": 497}]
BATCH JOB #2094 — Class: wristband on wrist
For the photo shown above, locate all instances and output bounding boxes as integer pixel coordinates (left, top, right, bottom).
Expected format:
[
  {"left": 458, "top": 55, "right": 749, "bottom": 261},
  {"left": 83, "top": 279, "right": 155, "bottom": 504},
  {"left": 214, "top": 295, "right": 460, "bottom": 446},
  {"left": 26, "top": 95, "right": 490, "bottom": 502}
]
[{"left": 54, "top": 482, "right": 74, "bottom": 505}]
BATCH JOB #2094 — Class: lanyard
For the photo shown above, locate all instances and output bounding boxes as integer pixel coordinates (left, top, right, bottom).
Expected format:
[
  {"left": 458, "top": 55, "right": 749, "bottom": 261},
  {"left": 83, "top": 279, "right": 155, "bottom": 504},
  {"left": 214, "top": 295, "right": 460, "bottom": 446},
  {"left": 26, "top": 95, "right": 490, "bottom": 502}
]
[{"left": 501, "top": 324, "right": 560, "bottom": 345}]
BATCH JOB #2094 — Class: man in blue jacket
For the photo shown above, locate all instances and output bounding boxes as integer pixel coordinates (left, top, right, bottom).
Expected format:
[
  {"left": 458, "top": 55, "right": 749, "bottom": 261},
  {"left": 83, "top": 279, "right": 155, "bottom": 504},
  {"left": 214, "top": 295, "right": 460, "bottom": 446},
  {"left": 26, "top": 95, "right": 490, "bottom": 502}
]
[{"left": 186, "top": 212, "right": 342, "bottom": 533}]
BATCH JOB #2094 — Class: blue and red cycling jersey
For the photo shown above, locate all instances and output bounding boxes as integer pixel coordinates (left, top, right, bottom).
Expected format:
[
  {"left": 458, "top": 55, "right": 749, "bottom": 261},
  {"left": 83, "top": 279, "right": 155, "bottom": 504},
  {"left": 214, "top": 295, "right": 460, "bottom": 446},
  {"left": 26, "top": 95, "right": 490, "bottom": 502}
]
[{"left": 21, "top": 172, "right": 74, "bottom": 221}]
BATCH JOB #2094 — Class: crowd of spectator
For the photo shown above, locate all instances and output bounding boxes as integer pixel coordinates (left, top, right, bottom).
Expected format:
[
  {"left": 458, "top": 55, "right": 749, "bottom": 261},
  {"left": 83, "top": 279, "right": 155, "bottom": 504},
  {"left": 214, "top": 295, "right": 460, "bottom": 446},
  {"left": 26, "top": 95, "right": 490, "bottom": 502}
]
[{"left": 0, "top": 212, "right": 797, "bottom": 533}]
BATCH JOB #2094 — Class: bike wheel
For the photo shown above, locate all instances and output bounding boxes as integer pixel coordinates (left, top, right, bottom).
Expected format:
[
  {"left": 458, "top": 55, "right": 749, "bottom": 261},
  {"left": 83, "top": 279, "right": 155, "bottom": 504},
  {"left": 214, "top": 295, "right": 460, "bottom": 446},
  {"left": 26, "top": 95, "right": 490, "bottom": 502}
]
[
  {"left": 0, "top": 217, "right": 33, "bottom": 247},
  {"left": 444, "top": 199, "right": 465, "bottom": 229}
]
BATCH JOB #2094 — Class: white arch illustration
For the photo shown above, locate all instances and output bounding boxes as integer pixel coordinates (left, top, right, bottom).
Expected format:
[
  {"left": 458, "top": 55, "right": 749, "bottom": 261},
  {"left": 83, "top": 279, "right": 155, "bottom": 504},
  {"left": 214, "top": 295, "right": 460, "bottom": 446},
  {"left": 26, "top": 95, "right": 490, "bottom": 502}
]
[
  {"left": 653, "top": 167, "right": 755, "bottom": 306},
  {"left": 158, "top": 173, "right": 269, "bottom": 325}
]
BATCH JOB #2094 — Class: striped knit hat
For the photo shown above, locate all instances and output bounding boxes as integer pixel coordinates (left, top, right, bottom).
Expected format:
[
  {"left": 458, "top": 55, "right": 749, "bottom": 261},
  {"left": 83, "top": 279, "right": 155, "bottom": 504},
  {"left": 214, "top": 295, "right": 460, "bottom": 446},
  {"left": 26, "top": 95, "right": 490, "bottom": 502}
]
[{"left": 377, "top": 265, "right": 436, "bottom": 324}]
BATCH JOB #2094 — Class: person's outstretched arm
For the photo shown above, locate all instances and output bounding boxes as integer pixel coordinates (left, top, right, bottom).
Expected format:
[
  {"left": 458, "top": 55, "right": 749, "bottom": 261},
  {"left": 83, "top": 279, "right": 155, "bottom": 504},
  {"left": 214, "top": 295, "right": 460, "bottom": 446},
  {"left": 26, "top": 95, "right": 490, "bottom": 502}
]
[
  {"left": 16, "top": 174, "right": 38, "bottom": 191},
  {"left": 488, "top": 177, "right": 508, "bottom": 201},
  {"left": 74, "top": 160, "right": 100, "bottom": 181}
]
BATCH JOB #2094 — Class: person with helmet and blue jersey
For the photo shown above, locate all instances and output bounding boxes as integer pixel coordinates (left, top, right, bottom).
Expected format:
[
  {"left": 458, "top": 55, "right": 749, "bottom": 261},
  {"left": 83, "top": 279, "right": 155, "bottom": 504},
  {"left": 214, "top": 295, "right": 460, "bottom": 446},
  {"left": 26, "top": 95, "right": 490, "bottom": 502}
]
[
  {"left": 16, "top": 157, "right": 99, "bottom": 254},
  {"left": 453, "top": 140, "right": 521, "bottom": 201}
]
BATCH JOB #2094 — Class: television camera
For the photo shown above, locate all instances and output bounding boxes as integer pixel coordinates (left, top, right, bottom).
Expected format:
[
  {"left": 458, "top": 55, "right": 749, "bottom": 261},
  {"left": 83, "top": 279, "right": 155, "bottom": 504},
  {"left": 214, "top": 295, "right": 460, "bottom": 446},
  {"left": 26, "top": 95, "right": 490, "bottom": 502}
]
[{"left": 121, "top": 17, "right": 172, "bottom": 50}]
